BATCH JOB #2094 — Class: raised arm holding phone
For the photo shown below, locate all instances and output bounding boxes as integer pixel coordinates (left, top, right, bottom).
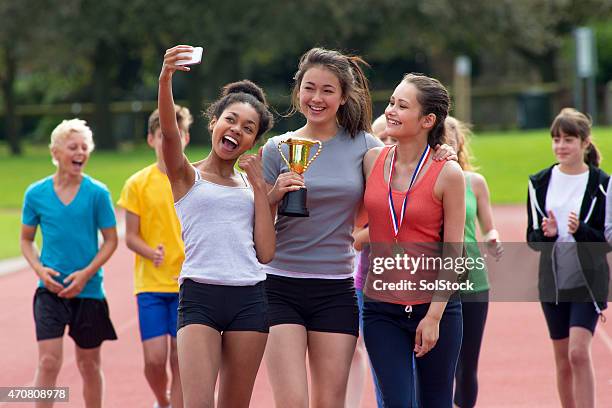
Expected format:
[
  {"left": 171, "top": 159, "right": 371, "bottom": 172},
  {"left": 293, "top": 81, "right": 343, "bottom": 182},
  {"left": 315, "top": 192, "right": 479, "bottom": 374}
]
[{"left": 158, "top": 44, "right": 276, "bottom": 408}]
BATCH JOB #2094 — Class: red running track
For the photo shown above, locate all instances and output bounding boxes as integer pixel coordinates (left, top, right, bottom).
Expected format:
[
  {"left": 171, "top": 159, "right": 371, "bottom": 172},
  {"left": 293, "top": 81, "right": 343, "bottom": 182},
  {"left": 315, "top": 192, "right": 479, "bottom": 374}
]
[{"left": 0, "top": 205, "right": 611, "bottom": 407}]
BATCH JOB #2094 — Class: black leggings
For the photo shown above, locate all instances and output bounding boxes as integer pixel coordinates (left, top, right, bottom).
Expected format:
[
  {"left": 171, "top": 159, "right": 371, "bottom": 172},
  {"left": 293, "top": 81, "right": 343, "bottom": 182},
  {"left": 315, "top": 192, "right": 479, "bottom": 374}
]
[{"left": 454, "top": 290, "right": 489, "bottom": 408}]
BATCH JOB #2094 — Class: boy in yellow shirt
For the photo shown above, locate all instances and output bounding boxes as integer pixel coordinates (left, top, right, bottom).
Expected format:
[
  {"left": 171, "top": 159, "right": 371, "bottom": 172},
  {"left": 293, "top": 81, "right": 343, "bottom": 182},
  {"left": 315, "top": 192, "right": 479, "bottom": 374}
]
[{"left": 117, "top": 105, "right": 192, "bottom": 408}]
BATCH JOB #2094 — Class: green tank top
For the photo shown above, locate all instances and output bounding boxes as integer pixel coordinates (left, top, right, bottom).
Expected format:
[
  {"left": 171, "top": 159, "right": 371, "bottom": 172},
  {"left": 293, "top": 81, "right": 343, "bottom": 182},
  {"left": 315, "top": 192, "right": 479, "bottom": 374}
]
[{"left": 463, "top": 173, "right": 489, "bottom": 293}]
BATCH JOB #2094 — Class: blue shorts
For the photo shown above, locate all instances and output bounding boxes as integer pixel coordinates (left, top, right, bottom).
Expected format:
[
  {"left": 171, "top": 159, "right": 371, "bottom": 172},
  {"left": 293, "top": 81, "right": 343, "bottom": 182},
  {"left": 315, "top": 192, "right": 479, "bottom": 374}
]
[{"left": 137, "top": 292, "right": 179, "bottom": 341}]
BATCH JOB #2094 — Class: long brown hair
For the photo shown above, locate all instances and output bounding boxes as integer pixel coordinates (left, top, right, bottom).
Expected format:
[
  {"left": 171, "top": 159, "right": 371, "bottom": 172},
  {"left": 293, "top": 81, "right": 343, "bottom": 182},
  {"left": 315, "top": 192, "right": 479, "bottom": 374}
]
[
  {"left": 289, "top": 48, "right": 372, "bottom": 137},
  {"left": 550, "top": 108, "right": 601, "bottom": 167}
]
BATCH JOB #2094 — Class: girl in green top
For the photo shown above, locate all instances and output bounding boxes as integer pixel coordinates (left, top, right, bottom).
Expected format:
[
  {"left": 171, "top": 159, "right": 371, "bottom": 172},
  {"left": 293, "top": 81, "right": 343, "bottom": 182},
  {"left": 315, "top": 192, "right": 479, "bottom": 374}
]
[{"left": 444, "top": 116, "right": 503, "bottom": 408}]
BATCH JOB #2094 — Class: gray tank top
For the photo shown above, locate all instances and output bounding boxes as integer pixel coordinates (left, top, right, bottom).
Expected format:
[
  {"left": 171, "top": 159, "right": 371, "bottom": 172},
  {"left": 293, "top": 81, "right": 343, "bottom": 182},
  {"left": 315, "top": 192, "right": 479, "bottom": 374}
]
[{"left": 174, "top": 167, "right": 264, "bottom": 286}]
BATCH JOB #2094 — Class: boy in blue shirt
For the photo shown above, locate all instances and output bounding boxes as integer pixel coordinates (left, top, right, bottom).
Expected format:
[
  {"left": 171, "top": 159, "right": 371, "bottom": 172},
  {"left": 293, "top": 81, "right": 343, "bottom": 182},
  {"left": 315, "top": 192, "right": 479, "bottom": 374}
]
[{"left": 21, "top": 118, "right": 118, "bottom": 407}]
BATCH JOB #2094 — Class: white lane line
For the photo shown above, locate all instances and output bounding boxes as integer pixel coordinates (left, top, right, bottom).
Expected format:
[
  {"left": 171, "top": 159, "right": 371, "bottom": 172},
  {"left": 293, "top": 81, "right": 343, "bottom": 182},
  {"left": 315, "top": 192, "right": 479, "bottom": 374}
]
[{"left": 0, "top": 258, "right": 28, "bottom": 276}]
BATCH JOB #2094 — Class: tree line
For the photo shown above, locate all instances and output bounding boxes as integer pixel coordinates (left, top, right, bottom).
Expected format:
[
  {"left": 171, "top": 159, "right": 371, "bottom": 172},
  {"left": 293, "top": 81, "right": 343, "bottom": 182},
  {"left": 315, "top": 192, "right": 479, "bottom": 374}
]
[{"left": 1, "top": 0, "right": 611, "bottom": 154}]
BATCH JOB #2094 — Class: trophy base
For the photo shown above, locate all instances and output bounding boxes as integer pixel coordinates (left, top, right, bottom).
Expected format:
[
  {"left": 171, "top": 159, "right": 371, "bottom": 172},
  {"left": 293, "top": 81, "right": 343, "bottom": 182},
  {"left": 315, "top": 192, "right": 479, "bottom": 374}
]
[{"left": 278, "top": 188, "right": 309, "bottom": 217}]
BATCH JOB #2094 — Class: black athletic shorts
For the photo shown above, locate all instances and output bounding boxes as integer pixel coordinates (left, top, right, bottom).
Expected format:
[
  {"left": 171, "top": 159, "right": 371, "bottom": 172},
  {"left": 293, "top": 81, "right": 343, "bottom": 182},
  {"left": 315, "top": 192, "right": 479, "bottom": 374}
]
[
  {"left": 541, "top": 301, "right": 602, "bottom": 340},
  {"left": 265, "top": 274, "right": 359, "bottom": 337},
  {"left": 33, "top": 287, "right": 118, "bottom": 349},
  {"left": 177, "top": 279, "right": 269, "bottom": 333}
]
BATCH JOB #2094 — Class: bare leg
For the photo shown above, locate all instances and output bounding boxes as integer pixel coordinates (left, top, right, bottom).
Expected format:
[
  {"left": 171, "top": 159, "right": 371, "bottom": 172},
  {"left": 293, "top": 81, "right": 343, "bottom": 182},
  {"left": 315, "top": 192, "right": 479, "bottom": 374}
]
[
  {"left": 75, "top": 345, "right": 103, "bottom": 408},
  {"left": 568, "top": 327, "right": 595, "bottom": 408},
  {"left": 345, "top": 335, "right": 367, "bottom": 408},
  {"left": 143, "top": 336, "right": 171, "bottom": 407},
  {"left": 34, "top": 338, "right": 63, "bottom": 408},
  {"left": 177, "top": 325, "right": 221, "bottom": 408},
  {"left": 217, "top": 331, "right": 268, "bottom": 408},
  {"left": 551, "top": 338, "right": 575, "bottom": 408},
  {"left": 265, "top": 324, "right": 309, "bottom": 408},
  {"left": 169, "top": 337, "right": 183, "bottom": 408},
  {"left": 308, "top": 331, "right": 357, "bottom": 408}
]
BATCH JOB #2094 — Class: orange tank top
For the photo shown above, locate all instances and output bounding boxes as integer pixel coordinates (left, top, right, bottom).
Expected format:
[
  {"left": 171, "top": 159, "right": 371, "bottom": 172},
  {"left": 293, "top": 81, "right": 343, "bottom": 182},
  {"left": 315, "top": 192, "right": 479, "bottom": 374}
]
[
  {"left": 363, "top": 145, "right": 445, "bottom": 305},
  {"left": 364, "top": 146, "right": 444, "bottom": 243}
]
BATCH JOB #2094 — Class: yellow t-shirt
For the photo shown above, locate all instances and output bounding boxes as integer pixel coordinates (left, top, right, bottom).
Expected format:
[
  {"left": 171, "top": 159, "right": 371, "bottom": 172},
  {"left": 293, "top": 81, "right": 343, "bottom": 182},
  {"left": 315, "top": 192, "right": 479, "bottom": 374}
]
[{"left": 117, "top": 164, "right": 184, "bottom": 294}]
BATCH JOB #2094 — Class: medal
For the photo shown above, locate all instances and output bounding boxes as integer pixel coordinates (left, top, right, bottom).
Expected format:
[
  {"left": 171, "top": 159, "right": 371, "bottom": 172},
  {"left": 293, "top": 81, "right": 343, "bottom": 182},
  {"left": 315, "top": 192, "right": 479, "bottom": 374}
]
[
  {"left": 387, "top": 144, "right": 431, "bottom": 249},
  {"left": 392, "top": 238, "right": 404, "bottom": 257}
]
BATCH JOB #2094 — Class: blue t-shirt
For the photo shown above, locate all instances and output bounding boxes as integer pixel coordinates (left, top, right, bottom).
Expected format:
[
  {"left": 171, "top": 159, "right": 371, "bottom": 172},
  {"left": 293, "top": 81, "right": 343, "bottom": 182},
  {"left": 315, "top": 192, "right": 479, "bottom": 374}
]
[{"left": 22, "top": 175, "right": 116, "bottom": 299}]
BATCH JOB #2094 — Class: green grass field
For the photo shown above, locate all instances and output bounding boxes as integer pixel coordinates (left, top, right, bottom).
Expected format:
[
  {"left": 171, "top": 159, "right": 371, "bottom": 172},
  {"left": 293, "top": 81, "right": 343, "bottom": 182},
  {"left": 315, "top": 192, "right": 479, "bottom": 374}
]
[
  {"left": 470, "top": 127, "right": 612, "bottom": 203},
  {"left": 1, "top": 127, "right": 611, "bottom": 260},
  {"left": 0, "top": 144, "right": 213, "bottom": 209}
]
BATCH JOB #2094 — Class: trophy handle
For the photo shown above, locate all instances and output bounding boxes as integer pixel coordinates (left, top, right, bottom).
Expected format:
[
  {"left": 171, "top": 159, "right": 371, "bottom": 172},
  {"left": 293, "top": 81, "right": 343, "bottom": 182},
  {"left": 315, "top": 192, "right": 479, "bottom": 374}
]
[
  {"left": 277, "top": 140, "right": 291, "bottom": 169},
  {"left": 303, "top": 140, "right": 322, "bottom": 172}
]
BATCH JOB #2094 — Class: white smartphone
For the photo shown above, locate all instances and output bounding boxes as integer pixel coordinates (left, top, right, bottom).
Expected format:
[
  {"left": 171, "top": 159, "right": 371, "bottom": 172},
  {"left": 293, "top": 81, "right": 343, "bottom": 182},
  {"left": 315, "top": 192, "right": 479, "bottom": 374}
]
[{"left": 176, "top": 47, "right": 203, "bottom": 66}]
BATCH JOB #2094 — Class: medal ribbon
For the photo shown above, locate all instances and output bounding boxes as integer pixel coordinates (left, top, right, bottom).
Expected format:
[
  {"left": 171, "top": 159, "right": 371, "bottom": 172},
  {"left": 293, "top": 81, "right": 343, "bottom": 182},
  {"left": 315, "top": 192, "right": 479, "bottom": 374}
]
[{"left": 388, "top": 144, "right": 431, "bottom": 240}]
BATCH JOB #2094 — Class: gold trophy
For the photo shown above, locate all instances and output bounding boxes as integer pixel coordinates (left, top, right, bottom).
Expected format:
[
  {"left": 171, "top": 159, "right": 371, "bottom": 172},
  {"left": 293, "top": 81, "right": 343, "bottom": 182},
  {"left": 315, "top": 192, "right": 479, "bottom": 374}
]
[{"left": 277, "top": 138, "right": 322, "bottom": 217}]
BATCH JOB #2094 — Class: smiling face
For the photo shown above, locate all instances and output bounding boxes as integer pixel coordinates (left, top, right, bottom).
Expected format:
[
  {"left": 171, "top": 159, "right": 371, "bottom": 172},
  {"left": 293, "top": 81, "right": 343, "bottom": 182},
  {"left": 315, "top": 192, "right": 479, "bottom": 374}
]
[
  {"left": 552, "top": 130, "right": 589, "bottom": 167},
  {"left": 298, "top": 66, "right": 345, "bottom": 126},
  {"left": 51, "top": 131, "right": 91, "bottom": 176},
  {"left": 384, "top": 81, "right": 435, "bottom": 141},
  {"left": 209, "top": 102, "right": 260, "bottom": 160}
]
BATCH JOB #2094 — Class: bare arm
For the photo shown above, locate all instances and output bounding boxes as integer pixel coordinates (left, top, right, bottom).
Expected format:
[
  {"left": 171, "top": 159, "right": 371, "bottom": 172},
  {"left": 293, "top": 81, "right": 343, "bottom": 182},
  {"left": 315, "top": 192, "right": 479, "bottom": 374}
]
[
  {"left": 240, "top": 154, "right": 276, "bottom": 264},
  {"left": 363, "top": 147, "right": 383, "bottom": 181},
  {"left": 158, "top": 45, "right": 195, "bottom": 201},
  {"left": 437, "top": 160, "right": 466, "bottom": 295},
  {"left": 472, "top": 173, "right": 503, "bottom": 258},
  {"left": 415, "top": 161, "right": 465, "bottom": 358},
  {"left": 435, "top": 161, "right": 466, "bottom": 297},
  {"left": 353, "top": 147, "right": 383, "bottom": 232},
  {"left": 253, "top": 184, "right": 276, "bottom": 264},
  {"left": 58, "top": 226, "right": 118, "bottom": 298},
  {"left": 266, "top": 183, "right": 279, "bottom": 217},
  {"left": 20, "top": 224, "right": 64, "bottom": 293},
  {"left": 124, "top": 211, "right": 165, "bottom": 267},
  {"left": 352, "top": 226, "right": 370, "bottom": 251},
  {"left": 471, "top": 173, "right": 495, "bottom": 235}
]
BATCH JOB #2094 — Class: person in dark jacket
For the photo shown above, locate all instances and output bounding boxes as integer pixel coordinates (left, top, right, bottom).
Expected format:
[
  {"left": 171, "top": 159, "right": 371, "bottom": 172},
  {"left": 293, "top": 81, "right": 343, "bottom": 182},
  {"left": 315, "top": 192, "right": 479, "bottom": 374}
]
[{"left": 527, "top": 108, "right": 608, "bottom": 408}]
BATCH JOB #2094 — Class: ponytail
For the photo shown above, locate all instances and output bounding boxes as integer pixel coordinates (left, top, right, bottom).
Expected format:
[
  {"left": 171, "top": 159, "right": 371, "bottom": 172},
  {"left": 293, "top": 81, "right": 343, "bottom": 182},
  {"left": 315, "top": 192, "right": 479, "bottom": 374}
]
[
  {"left": 338, "top": 57, "right": 372, "bottom": 136},
  {"left": 429, "top": 120, "right": 446, "bottom": 148},
  {"left": 585, "top": 142, "right": 601, "bottom": 167}
]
